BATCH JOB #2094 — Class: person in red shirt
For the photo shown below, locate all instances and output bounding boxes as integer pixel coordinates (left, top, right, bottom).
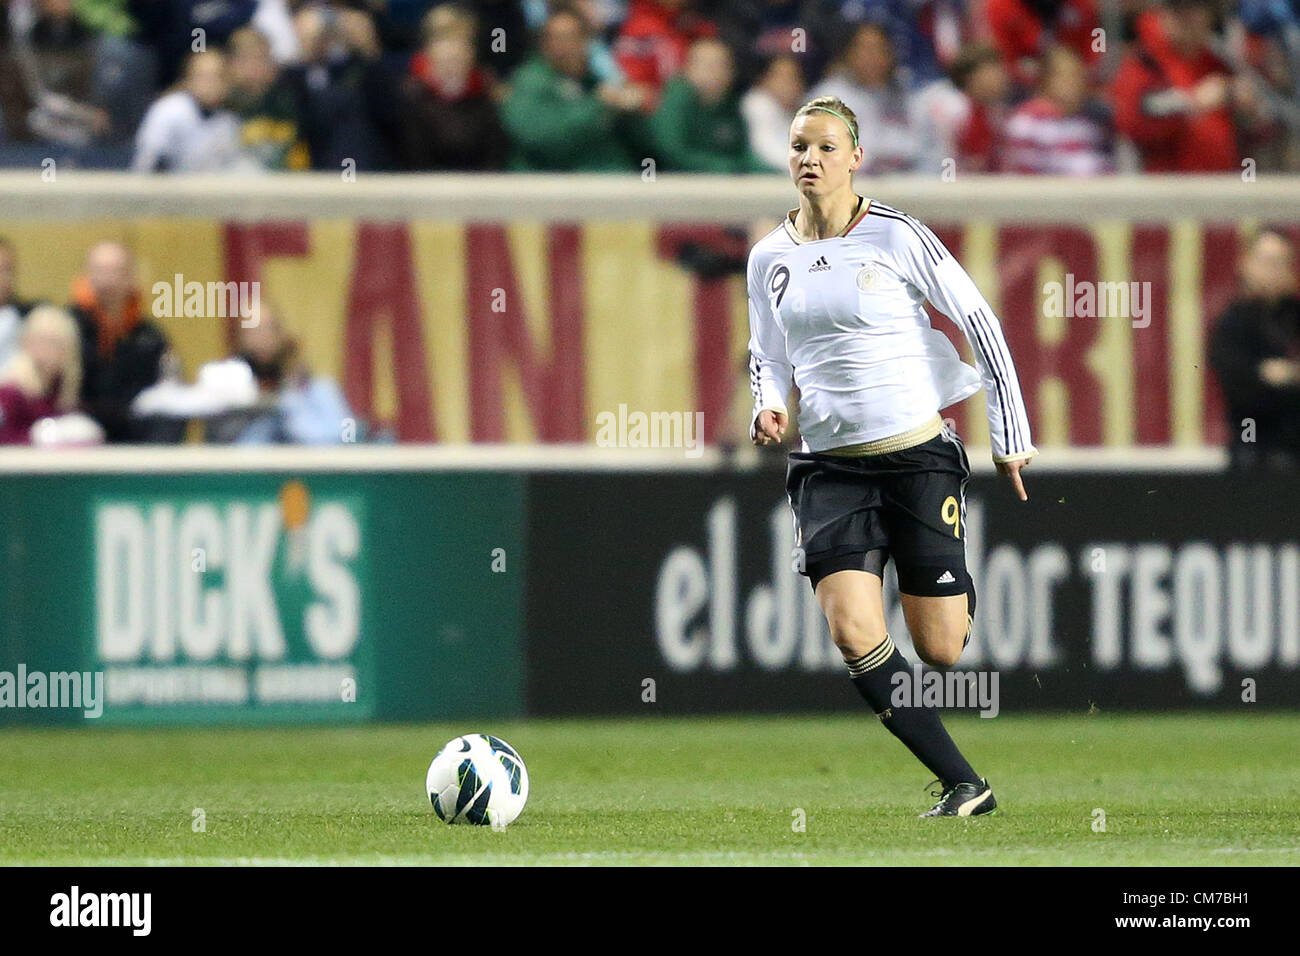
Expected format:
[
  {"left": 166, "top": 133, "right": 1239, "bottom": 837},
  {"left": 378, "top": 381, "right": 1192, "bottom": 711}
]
[
  {"left": 984, "top": 0, "right": 1101, "bottom": 89},
  {"left": 1111, "top": 0, "right": 1267, "bottom": 172},
  {"left": 1003, "top": 45, "right": 1115, "bottom": 174},
  {"left": 614, "top": 0, "right": 717, "bottom": 105},
  {"left": 0, "top": 304, "right": 82, "bottom": 444}
]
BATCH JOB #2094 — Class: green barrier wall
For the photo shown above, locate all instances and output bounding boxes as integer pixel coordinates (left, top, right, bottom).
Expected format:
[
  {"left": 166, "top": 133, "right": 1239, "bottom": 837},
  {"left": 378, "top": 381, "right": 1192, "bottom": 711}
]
[{"left": 0, "top": 472, "right": 525, "bottom": 725}]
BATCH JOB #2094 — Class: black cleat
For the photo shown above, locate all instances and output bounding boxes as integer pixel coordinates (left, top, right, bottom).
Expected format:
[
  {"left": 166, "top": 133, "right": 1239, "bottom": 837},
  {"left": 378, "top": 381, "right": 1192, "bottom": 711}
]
[{"left": 919, "top": 777, "right": 997, "bottom": 817}]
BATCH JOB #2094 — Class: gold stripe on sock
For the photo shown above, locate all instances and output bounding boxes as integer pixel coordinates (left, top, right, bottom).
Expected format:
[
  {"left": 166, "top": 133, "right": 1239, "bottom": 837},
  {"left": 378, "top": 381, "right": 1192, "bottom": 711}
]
[
  {"left": 822, "top": 414, "right": 944, "bottom": 458},
  {"left": 846, "top": 633, "right": 895, "bottom": 677}
]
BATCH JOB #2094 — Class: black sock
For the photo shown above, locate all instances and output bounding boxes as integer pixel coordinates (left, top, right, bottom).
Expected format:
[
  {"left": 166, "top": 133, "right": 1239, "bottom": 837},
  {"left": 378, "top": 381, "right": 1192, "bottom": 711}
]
[{"left": 846, "top": 634, "right": 981, "bottom": 788}]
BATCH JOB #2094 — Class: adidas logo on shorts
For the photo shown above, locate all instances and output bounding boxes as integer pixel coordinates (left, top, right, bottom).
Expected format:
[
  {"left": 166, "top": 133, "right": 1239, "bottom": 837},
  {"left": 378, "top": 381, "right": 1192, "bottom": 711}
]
[
  {"left": 808, "top": 255, "right": 831, "bottom": 273},
  {"left": 936, "top": 570, "right": 956, "bottom": 584}
]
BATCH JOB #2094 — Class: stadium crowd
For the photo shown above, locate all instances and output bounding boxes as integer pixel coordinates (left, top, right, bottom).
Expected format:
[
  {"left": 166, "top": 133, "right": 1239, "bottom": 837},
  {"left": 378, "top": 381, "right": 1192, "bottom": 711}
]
[
  {"left": 0, "top": 0, "right": 1296, "bottom": 174},
  {"left": 0, "top": 237, "right": 359, "bottom": 446}
]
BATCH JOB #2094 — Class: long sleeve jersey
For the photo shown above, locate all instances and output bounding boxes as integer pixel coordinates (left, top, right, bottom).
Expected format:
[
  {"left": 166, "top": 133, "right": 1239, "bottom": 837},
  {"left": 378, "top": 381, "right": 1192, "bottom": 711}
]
[{"left": 747, "top": 198, "right": 1036, "bottom": 462}]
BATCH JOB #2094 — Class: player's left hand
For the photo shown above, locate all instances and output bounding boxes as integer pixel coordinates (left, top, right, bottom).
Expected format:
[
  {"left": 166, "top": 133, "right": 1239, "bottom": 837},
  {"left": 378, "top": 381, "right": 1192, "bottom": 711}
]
[{"left": 996, "top": 457, "right": 1031, "bottom": 501}]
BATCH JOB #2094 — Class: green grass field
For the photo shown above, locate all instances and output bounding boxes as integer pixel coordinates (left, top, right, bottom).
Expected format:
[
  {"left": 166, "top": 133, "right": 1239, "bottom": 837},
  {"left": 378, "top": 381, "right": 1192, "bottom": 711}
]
[{"left": 1, "top": 713, "right": 1297, "bottom": 865}]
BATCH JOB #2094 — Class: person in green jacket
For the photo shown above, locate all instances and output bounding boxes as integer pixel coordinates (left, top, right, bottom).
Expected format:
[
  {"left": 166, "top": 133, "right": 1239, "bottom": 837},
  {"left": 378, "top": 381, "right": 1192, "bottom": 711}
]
[
  {"left": 650, "top": 37, "right": 773, "bottom": 174},
  {"left": 502, "top": 8, "right": 649, "bottom": 172},
  {"left": 227, "top": 27, "right": 311, "bottom": 171}
]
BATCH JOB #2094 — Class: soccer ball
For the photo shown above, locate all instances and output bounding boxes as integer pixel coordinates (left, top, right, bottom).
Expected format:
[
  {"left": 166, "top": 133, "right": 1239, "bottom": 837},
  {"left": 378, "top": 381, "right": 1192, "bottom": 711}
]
[{"left": 426, "top": 734, "right": 529, "bottom": 827}]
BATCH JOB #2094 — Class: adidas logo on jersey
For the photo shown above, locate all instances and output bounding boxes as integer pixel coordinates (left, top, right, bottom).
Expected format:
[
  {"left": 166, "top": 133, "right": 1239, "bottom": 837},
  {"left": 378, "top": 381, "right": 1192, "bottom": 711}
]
[
  {"left": 936, "top": 570, "right": 957, "bottom": 584},
  {"left": 808, "top": 256, "right": 831, "bottom": 273}
]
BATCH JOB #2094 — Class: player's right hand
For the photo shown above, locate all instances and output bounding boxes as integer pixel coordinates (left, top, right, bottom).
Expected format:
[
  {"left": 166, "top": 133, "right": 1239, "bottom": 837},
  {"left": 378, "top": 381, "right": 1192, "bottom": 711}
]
[
  {"left": 995, "top": 456, "right": 1031, "bottom": 501},
  {"left": 753, "top": 409, "right": 788, "bottom": 445}
]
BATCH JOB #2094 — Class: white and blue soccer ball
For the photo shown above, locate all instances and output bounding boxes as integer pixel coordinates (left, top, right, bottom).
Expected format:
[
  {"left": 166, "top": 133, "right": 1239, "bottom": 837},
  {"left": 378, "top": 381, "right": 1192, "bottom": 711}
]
[{"left": 426, "top": 734, "right": 529, "bottom": 827}]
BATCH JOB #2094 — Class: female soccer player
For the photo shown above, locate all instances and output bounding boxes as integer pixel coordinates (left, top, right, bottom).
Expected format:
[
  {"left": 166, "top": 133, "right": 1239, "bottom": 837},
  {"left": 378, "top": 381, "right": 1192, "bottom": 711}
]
[{"left": 747, "top": 96, "right": 1037, "bottom": 817}]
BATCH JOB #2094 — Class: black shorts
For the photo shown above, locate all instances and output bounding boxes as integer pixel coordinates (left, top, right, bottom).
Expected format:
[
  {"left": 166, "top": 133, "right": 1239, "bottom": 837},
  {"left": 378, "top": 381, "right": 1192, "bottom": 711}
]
[{"left": 786, "top": 428, "right": 972, "bottom": 595}]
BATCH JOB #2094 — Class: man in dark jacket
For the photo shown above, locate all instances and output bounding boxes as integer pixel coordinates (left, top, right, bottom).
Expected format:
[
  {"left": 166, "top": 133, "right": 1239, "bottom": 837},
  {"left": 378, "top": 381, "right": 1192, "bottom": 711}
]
[
  {"left": 400, "top": 11, "right": 506, "bottom": 170},
  {"left": 283, "top": 4, "right": 401, "bottom": 172},
  {"left": 68, "top": 240, "right": 174, "bottom": 443},
  {"left": 1209, "top": 228, "right": 1300, "bottom": 469}
]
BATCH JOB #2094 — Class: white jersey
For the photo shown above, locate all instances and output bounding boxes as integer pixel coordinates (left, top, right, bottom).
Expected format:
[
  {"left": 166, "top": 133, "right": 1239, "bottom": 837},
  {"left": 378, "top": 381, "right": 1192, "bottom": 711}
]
[
  {"left": 132, "top": 91, "right": 252, "bottom": 174},
  {"left": 747, "top": 198, "right": 1036, "bottom": 462}
]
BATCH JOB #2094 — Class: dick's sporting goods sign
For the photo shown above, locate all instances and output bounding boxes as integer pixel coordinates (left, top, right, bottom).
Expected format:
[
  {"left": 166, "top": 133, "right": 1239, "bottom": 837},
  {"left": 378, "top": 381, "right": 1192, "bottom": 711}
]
[
  {"left": 93, "top": 488, "right": 367, "bottom": 721},
  {"left": 0, "top": 470, "right": 524, "bottom": 726}
]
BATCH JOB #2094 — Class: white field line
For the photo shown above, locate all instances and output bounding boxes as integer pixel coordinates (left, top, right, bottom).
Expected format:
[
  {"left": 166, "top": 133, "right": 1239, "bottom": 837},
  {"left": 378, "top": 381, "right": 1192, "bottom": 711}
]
[{"left": 12, "top": 844, "right": 1298, "bottom": 866}]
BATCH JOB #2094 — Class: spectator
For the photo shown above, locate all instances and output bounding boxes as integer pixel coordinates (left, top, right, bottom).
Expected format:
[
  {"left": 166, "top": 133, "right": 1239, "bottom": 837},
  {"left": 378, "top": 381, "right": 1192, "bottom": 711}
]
[
  {"left": 834, "top": 0, "right": 970, "bottom": 87},
  {"left": 25, "top": 1, "right": 97, "bottom": 97},
  {"left": 132, "top": 49, "right": 250, "bottom": 172},
  {"left": 0, "top": 305, "right": 85, "bottom": 444},
  {"left": 1210, "top": 228, "right": 1300, "bottom": 470},
  {"left": 210, "top": 301, "right": 355, "bottom": 445},
  {"left": 283, "top": 4, "right": 401, "bottom": 172},
  {"left": 810, "top": 23, "right": 921, "bottom": 173},
  {"left": 50, "top": 0, "right": 157, "bottom": 146},
  {"left": 651, "top": 37, "right": 768, "bottom": 172},
  {"left": 502, "top": 8, "right": 647, "bottom": 171},
  {"left": 3, "top": 0, "right": 113, "bottom": 147},
  {"left": 911, "top": 42, "right": 1012, "bottom": 174},
  {"left": 1112, "top": 0, "right": 1268, "bottom": 172},
  {"left": 741, "top": 52, "right": 806, "bottom": 170},
  {"left": 226, "top": 26, "right": 309, "bottom": 170},
  {"left": 1002, "top": 45, "right": 1115, "bottom": 174},
  {"left": 0, "top": 239, "right": 37, "bottom": 371},
  {"left": 614, "top": 0, "right": 717, "bottom": 102},
  {"left": 984, "top": 0, "right": 1102, "bottom": 90},
  {"left": 68, "top": 241, "right": 171, "bottom": 442},
  {"left": 400, "top": 5, "right": 507, "bottom": 170}
]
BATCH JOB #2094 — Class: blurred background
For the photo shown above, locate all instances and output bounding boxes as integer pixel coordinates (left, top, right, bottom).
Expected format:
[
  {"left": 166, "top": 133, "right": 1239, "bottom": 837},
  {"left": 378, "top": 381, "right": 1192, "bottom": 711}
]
[{"left": 0, "top": 0, "right": 1297, "bottom": 727}]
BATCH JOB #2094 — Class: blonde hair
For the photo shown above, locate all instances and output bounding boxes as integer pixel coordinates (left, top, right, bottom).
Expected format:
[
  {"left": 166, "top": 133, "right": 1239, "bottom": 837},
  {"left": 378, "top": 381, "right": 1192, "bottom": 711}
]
[
  {"left": 795, "top": 95, "right": 860, "bottom": 148},
  {"left": 0, "top": 305, "right": 82, "bottom": 410}
]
